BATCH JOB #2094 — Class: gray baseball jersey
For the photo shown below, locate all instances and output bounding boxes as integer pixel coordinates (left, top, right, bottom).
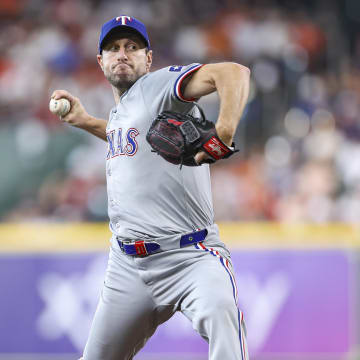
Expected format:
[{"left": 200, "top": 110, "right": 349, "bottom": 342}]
[
  {"left": 106, "top": 63, "right": 213, "bottom": 240},
  {"left": 82, "top": 64, "right": 249, "bottom": 360}
]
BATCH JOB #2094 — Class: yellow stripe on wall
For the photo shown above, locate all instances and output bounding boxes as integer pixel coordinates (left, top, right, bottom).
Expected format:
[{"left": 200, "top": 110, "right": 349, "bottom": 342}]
[
  {"left": 218, "top": 222, "right": 360, "bottom": 249},
  {"left": 0, "top": 222, "right": 359, "bottom": 252},
  {"left": 0, "top": 223, "right": 111, "bottom": 252}
]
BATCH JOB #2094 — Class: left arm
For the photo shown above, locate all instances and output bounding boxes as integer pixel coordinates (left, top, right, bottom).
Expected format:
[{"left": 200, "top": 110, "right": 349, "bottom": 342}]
[{"left": 182, "top": 62, "right": 250, "bottom": 162}]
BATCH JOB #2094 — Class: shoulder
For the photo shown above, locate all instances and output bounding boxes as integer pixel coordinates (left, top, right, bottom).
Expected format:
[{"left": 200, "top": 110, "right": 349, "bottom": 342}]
[
  {"left": 139, "top": 63, "right": 203, "bottom": 101},
  {"left": 142, "top": 63, "right": 203, "bottom": 81}
]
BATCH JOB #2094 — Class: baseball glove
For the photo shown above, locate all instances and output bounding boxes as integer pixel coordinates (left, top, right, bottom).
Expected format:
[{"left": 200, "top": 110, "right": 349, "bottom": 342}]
[{"left": 146, "top": 105, "right": 238, "bottom": 167}]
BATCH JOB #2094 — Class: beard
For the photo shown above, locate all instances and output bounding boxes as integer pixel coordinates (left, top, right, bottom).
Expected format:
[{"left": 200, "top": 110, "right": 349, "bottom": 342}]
[
  {"left": 105, "top": 72, "right": 137, "bottom": 90},
  {"left": 105, "top": 66, "right": 145, "bottom": 91}
]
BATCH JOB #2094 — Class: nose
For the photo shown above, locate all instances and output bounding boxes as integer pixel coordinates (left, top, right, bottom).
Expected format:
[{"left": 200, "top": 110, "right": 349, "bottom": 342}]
[{"left": 116, "top": 47, "right": 128, "bottom": 61}]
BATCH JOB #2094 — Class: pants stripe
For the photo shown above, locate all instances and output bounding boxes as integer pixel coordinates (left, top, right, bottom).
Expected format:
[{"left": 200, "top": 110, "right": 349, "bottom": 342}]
[
  {"left": 238, "top": 310, "right": 248, "bottom": 360},
  {"left": 195, "top": 242, "right": 247, "bottom": 360}
]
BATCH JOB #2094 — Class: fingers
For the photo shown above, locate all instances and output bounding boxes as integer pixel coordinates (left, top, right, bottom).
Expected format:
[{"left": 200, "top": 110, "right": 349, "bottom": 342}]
[
  {"left": 51, "top": 89, "right": 70, "bottom": 100},
  {"left": 194, "top": 151, "right": 203, "bottom": 165},
  {"left": 50, "top": 90, "right": 89, "bottom": 128},
  {"left": 50, "top": 91, "right": 74, "bottom": 124},
  {"left": 50, "top": 90, "right": 77, "bottom": 108},
  {"left": 194, "top": 151, "right": 214, "bottom": 165}
]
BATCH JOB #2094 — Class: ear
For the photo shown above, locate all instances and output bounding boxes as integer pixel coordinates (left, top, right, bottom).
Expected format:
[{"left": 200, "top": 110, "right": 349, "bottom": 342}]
[
  {"left": 97, "top": 54, "right": 104, "bottom": 71},
  {"left": 145, "top": 50, "right": 153, "bottom": 72}
]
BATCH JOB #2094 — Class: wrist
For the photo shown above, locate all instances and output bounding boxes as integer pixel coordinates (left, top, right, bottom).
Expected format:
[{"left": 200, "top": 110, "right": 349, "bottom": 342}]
[
  {"left": 215, "top": 124, "right": 234, "bottom": 146},
  {"left": 77, "top": 115, "right": 96, "bottom": 130}
]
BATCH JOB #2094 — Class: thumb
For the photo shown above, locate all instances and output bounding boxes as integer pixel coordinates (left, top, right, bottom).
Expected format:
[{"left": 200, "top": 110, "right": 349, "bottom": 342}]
[{"left": 194, "top": 151, "right": 213, "bottom": 165}]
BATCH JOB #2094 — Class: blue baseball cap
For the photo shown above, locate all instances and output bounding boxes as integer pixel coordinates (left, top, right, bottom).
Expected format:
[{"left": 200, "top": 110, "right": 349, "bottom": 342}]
[{"left": 98, "top": 16, "right": 150, "bottom": 54}]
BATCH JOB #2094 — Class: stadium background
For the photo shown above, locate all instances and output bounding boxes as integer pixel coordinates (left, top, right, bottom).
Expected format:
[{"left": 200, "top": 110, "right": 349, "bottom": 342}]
[{"left": 1, "top": 0, "right": 360, "bottom": 359}]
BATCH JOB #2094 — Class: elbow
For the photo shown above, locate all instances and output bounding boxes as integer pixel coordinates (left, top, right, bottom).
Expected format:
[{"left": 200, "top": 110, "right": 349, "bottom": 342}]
[
  {"left": 220, "top": 62, "right": 250, "bottom": 83},
  {"left": 232, "top": 63, "right": 251, "bottom": 78}
]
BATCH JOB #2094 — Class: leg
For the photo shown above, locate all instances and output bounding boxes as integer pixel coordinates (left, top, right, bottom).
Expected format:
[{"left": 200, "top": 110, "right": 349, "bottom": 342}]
[
  {"left": 82, "top": 245, "right": 158, "bottom": 360},
  {"left": 180, "top": 243, "right": 249, "bottom": 360}
]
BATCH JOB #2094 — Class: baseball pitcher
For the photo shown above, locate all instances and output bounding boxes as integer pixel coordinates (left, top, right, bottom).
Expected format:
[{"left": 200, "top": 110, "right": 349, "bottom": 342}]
[{"left": 51, "top": 15, "right": 250, "bottom": 360}]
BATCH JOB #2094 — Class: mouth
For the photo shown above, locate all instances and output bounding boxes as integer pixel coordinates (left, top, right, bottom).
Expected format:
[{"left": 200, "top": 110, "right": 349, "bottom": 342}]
[{"left": 113, "top": 63, "right": 131, "bottom": 71}]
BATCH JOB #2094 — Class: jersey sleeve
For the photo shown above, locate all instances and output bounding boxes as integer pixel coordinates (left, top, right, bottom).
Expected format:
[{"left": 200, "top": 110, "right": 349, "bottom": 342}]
[{"left": 140, "top": 63, "right": 204, "bottom": 118}]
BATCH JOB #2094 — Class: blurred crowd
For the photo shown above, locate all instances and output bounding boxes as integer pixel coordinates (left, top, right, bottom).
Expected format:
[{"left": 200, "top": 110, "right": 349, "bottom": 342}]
[{"left": 1, "top": 0, "right": 360, "bottom": 223}]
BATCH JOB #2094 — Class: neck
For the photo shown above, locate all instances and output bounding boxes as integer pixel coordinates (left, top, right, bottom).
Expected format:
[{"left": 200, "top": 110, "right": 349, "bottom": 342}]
[{"left": 112, "top": 86, "right": 129, "bottom": 104}]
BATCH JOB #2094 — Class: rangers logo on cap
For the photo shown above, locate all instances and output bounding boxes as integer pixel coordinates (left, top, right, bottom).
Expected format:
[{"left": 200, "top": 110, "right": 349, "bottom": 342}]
[{"left": 116, "top": 16, "right": 132, "bottom": 25}]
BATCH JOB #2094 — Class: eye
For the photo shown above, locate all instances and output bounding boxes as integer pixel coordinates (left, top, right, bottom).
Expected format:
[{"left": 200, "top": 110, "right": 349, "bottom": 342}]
[
  {"left": 110, "top": 44, "right": 119, "bottom": 51},
  {"left": 127, "top": 43, "right": 138, "bottom": 51},
  {"left": 104, "top": 44, "right": 116, "bottom": 52}
]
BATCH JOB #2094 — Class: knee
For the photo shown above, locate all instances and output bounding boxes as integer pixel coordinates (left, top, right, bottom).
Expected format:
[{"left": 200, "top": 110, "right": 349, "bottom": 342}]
[
  {"left": 193, "top": 295, "right": 237, "bottom": 328},
  {"left": 207, "top": 293, "right": 237, "bottom": 315}
]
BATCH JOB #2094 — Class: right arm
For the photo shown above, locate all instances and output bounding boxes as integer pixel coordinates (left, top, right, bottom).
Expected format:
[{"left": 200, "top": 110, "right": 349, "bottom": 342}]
[{"left": 51, "top": 90, "right": 107, "bottom": 141}]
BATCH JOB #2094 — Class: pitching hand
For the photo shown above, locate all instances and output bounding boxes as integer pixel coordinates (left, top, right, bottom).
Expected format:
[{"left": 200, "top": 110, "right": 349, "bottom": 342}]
[{"left": 50, "top": 90, "right": 90, "bottom": 128}]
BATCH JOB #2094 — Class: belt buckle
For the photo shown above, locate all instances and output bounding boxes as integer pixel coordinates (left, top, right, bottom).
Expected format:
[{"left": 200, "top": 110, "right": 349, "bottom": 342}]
[
  {"left": 134, "top": 240, "right": 148, "bottom": 257},
  {"left": 117, "top": 238, "right": 160, "bottom": 256}
]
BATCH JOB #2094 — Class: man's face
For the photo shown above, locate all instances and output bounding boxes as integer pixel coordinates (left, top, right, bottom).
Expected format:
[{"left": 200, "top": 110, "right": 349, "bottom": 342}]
[{"left": 97, "top": 31, "right": 152, "bottom": 90}]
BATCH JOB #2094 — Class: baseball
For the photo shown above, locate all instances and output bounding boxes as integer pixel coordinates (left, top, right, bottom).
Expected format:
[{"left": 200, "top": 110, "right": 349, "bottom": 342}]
[{"left": 49, "top": 98, "right": 71, "bottom": 117}]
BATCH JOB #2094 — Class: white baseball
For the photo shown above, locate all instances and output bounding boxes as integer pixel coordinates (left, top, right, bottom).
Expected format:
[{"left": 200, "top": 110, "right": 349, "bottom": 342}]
[{"left": 49, "top": 98, "right": 71, "bottom": 117}]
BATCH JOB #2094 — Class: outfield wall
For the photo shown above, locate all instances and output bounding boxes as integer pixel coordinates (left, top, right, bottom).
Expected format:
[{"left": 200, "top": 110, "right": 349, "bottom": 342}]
[{"left": 0, "top": 223, "right": 359, "bottom": 360}]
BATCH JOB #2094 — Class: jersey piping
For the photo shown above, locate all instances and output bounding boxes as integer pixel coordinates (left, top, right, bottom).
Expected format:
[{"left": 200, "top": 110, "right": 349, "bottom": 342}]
[{"left": 173, "top": 64, "right": 204, "bottom": 103}]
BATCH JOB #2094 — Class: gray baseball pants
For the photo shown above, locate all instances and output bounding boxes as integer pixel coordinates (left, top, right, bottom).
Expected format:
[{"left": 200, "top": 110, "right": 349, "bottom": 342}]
[{"left": 82, "top": 225, "right": 249, "bottom": 360}]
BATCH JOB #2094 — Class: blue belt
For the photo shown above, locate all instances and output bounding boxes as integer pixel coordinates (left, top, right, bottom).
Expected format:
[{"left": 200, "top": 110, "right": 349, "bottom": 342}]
[{"left": 117, "top": 228, "right": 208, "bottom": 257}]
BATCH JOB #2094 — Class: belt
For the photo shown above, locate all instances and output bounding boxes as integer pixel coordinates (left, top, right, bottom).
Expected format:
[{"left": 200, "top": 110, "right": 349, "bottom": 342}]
[{"left": 117, "top": 228, "right": 208, "bottom": 257}]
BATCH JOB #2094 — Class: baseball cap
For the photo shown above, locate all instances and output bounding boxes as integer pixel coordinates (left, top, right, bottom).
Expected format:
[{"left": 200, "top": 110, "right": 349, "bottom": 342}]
[{"left": 98, "top": 16, "right": 150, "bottom": 54}]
